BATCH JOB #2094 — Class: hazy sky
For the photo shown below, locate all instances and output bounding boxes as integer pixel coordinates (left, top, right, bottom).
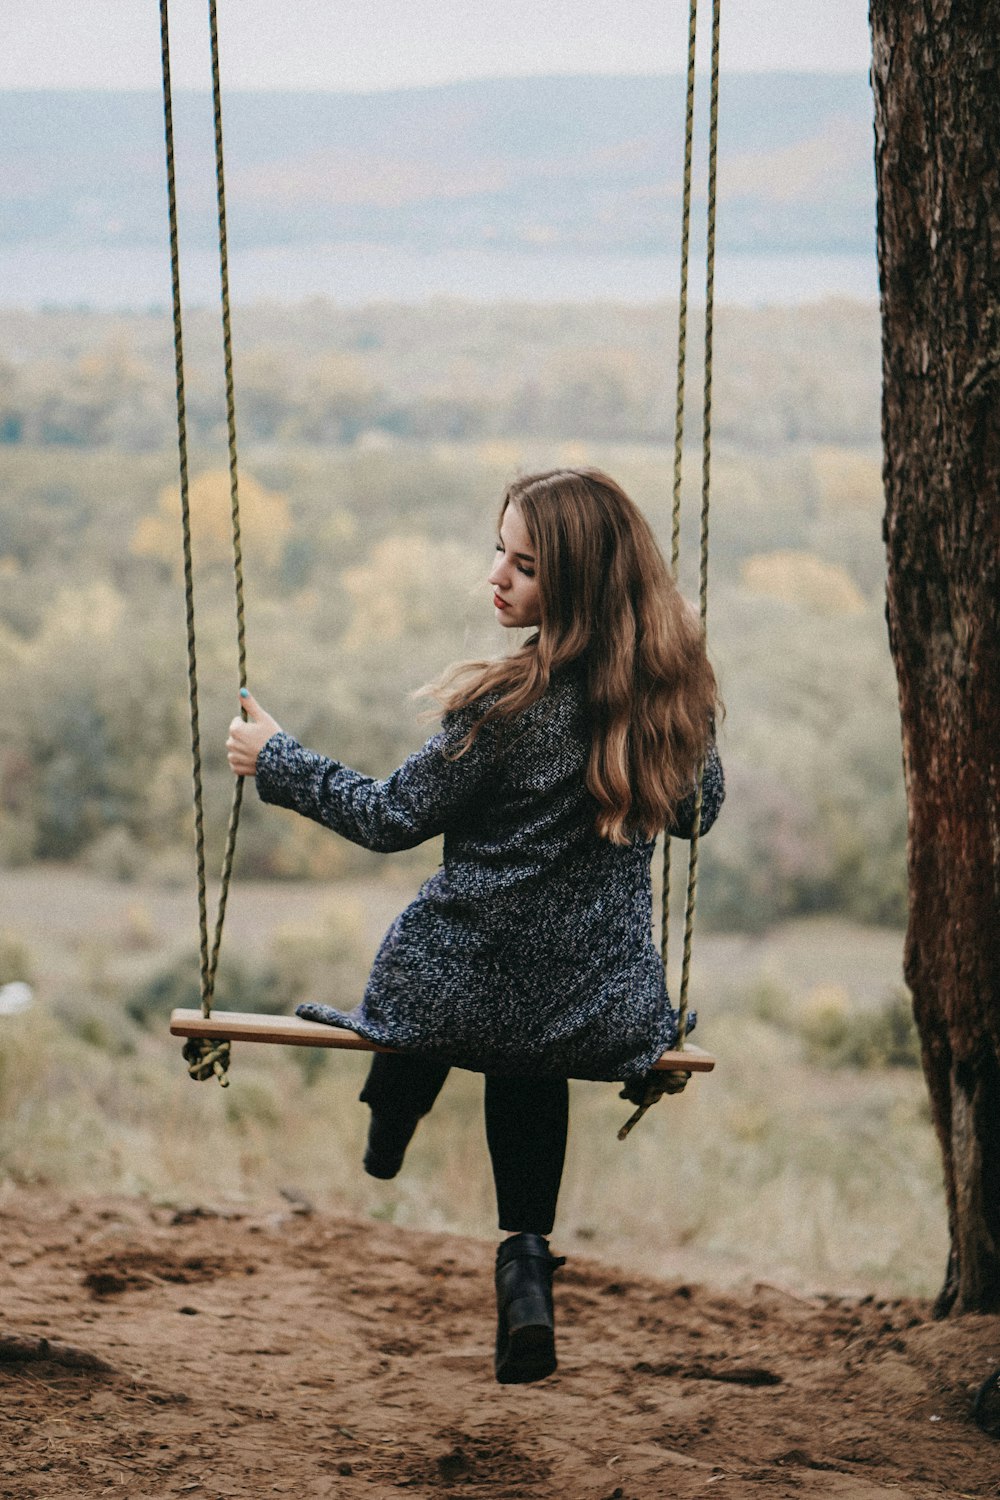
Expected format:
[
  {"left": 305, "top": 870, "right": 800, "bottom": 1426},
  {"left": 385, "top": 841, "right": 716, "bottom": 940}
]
[{"left": 1, "top": 1, "right": 870, "bottom": 91}]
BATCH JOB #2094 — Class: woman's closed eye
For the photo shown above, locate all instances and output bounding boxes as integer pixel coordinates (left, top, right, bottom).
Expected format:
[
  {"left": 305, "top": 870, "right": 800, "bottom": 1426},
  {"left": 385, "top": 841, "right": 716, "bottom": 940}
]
[{"left": 496, "top": 542, "right": 534, "bottom": 577}]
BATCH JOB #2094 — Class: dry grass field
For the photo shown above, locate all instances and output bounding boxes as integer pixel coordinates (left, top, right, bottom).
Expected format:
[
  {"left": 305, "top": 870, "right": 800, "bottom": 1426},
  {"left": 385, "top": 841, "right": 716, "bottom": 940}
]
[{"left": 1, "top": 866, "right": 944, "bottom": 1298}]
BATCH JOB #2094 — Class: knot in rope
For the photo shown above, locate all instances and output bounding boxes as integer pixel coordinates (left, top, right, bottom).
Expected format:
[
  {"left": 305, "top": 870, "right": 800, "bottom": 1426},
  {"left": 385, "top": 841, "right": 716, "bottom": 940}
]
[
  {"left": 617, "top": 1069, "right": 692, "bottom": 1140},
  {"left": 182, "top": 1035, "right": 232, "bottom": 1086}
]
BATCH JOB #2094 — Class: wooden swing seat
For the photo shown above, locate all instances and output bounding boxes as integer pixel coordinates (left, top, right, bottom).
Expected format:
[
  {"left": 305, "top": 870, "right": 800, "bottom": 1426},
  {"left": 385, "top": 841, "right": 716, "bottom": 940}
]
[{"left": 168, "top": 1008, "right": 715, "bottom": 1072}]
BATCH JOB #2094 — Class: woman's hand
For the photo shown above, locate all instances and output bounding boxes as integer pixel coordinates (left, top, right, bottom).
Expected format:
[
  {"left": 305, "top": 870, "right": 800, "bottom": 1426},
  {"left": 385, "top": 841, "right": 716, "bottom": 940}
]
[{"left": 226, "top": 690, "right": 282, "bottom": 777}]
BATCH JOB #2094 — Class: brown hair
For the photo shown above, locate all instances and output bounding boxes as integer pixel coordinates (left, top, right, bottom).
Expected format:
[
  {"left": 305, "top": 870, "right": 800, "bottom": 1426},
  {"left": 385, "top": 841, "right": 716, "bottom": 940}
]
[{"left": 433, "top": 468, "right": 721, "bottom": 843}]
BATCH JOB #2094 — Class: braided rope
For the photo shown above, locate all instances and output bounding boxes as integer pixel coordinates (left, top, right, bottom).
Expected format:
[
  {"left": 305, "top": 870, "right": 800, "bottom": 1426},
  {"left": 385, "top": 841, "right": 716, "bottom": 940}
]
[
  {"left": 158, "top": 0, "right": 214, "bottom": 1035},
  {"left": 205, "top": 0, "right": 248, "bottom": 997},
  {"left": 670, "top": 0, "right": 699, "bottom": 580},
  {"left": 158, "top": 0, "right": 249, "bottom": 1085},
  {"left": 675, "top": 0, "right": 721, "bottom": 1049},
  {"left": 660, "top": 0, "right": 700, "bottom": 986},
  {"left": 627, "top": 0, "right": 721, "bottom": 1138}
]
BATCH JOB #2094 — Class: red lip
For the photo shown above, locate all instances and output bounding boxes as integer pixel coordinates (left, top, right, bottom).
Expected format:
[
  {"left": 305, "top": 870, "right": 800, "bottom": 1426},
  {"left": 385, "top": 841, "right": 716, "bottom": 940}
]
[{"left": 493, "top": 594, "right": 509, "bottom": 609}]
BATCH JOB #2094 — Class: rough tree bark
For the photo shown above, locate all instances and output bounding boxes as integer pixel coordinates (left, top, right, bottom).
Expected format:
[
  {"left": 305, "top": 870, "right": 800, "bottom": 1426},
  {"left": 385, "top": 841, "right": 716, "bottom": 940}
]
[{"left": 870, "top": 2, "right": 1000, "bottom": 1314}]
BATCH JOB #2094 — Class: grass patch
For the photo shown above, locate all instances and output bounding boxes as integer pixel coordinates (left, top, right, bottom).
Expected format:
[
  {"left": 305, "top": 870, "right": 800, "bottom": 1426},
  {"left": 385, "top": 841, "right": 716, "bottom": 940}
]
[{"left": 0, "top": 872, "right": 945, "bottom": 1296}]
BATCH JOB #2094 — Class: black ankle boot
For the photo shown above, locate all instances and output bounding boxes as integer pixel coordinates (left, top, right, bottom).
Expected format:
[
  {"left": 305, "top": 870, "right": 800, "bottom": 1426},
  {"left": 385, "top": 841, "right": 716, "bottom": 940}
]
[
  {"left": 494, "top": 1233, "right": 566, "bottom": 1385},
  {"left": 363, "top": 1114, "right": 420, "bottom": 1180}
]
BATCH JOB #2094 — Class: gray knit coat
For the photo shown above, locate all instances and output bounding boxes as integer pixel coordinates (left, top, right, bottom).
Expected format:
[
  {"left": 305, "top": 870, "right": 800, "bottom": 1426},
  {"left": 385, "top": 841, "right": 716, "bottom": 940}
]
[{"left": 255, "top": 665, "right": 724, "bottom": 1080}]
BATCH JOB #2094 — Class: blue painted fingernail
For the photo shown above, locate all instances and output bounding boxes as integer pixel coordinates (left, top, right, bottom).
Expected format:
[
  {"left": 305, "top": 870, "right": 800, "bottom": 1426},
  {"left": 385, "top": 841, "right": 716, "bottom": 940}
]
[{"left": 240, "top": 688, "right": 249, "bottom": 698}]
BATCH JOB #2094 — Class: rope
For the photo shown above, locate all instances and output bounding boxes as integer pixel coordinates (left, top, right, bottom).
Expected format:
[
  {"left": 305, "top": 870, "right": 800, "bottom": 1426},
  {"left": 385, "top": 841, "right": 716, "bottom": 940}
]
[
  {"left": 158, "top": 0, "right": 250, "bottom": 1086},
  {"left": 675, "top": 0, "right": 721, "bottom": 1049},
  {"left": 670, "top": 0, "right": 699, "bottom": 583},
  {"left": 204, "top": 0, "right": 248, "bottom": 999},
  {"left": 660, "top": 0, "right": 700, "bottom": 989},
  {"left": 625, "top": 0, "right": 721, "bottom": 1140}
]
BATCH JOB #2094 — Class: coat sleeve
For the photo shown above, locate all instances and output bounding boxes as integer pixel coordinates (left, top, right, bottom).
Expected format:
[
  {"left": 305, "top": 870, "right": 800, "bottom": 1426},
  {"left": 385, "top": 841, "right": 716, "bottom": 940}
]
[
  {"left": 666, "top": 738, "right": 725, "bottom": 840},
  {"left": 254, "top": 702, "right": 498, "bottom": 853}
]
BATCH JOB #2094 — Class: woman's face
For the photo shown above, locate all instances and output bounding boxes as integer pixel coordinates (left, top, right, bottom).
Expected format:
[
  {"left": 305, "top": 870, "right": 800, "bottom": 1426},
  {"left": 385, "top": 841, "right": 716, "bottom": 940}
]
[{"left": 488, "top": 502, "right": 541, "bottom": 629}]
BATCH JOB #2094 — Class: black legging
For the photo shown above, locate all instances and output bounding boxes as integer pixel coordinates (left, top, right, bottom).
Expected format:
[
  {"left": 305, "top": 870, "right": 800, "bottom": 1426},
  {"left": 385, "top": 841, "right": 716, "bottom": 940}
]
[{"left": 360, "top": 1052, "right": 568, "bottom": 1236}]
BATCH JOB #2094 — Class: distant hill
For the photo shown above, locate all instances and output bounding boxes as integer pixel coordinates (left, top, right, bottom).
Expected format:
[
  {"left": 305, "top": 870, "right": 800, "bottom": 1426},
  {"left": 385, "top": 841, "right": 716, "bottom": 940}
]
[{"left": 1, "top": 74, "right": 874, "bottom": 262}]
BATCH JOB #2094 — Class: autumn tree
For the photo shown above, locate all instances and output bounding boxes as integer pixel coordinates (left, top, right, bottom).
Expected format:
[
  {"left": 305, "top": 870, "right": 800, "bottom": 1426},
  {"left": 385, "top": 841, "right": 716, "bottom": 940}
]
[
  {"left": 871, "top": 3, "right": 1000, "bottom": 1312},
  {"left": 132, "top": 469, "right": 291, "bottom": 577}
]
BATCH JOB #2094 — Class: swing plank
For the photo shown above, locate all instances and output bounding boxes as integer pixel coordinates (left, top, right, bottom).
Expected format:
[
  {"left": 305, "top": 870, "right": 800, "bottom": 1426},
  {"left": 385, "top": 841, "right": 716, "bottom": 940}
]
[{"left": 168, "top": 1008, "right": 715, "bottom": 1071}]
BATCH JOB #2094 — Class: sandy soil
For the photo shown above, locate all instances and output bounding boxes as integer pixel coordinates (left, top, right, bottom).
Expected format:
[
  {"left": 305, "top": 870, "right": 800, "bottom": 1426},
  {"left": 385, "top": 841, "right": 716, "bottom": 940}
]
[{"left": 2, "top": 1192, "right": 998, "bottom": 1499}]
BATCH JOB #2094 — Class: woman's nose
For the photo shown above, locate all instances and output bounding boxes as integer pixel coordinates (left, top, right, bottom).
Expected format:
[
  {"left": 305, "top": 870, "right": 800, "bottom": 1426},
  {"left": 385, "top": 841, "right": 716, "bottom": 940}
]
[{"left": 488, "top": 558, "right": 507, "bottom": 587}]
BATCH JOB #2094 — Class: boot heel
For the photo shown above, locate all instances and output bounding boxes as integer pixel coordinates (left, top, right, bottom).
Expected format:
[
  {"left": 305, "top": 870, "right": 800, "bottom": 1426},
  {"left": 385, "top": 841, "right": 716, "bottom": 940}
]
[
  {"left": 500, "top": 1322, "right": 556, "bottom": 1385},
  {"left": 505, "top": 1289, "right": 554, "bottom": 1335}
]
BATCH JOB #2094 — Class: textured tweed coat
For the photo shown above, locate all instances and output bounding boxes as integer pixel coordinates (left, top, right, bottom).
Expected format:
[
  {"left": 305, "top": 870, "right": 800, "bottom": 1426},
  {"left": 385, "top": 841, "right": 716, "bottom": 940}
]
[{"left": 255, "top": 665, "right": 724, "bottom": 1080}]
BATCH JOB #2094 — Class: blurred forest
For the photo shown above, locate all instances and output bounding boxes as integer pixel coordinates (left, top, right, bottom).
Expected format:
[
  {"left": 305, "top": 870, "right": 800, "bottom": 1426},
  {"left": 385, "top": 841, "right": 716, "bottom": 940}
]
[{"left": 0, "top": 296, "right": 901, "bottom": 933}]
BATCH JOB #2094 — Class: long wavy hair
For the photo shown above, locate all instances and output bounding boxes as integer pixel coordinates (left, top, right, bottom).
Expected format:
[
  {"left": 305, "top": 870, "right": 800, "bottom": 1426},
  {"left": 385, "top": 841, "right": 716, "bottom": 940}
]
[{"left": 433, "top": 468, "right": 721, "bottom": 844}]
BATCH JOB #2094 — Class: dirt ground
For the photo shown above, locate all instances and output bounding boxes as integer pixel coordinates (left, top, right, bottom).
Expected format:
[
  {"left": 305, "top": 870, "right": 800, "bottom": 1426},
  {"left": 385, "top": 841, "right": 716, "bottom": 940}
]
[{"left": 2, "top": 1193, "right": 999, "bottom": 1499}]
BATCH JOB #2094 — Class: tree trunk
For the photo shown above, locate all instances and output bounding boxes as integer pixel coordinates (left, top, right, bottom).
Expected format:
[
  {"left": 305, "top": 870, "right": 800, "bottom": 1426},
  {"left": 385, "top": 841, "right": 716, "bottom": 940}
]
[{"left": 870, "top": 2, "right": 1000, "bottom": 1314}]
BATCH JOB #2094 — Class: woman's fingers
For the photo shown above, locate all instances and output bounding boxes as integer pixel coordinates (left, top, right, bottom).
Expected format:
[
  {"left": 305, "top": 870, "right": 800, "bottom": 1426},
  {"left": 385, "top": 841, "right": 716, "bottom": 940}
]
[
  {"left": 227, "top": 733, "right": 255, "bottom": 775},
  {"left": 226, "top": 695, "right": 281, "bottom": 776},
  {"left": 226, "top": 719, "right": 249, "bottom": 773}
]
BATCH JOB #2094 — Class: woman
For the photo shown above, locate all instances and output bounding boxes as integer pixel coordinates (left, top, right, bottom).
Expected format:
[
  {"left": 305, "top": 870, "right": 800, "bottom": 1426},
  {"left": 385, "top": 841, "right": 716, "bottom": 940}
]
[{"left": 226, "top": 468, "right": 724, "bottom": 1385}]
